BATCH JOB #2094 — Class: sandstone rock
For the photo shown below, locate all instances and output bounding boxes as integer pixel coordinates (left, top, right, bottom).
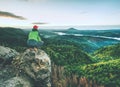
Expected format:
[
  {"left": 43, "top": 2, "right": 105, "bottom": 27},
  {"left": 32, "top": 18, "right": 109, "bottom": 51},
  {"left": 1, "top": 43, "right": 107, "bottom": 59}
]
[
  {"left": 0, "top": 46, "right": 51, "bottom": 87},
  {"left": 1, "top": 77, "right": 32, "bottom": 87},
  {"left": 12, "top": 49, "right": 51, "bottom": 87},
  {"left": 0, "top": 46, "right": 19, "bottom": 66},
  {"left": 0, "top": 46, "right": 19, "bottom": 59}
]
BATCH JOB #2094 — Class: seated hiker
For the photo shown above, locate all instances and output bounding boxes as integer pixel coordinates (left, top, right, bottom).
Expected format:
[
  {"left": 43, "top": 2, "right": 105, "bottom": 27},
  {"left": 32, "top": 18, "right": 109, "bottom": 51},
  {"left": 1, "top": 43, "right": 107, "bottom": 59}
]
[{"left": 27, "top": 25, "right": 44, "bottom": 51}]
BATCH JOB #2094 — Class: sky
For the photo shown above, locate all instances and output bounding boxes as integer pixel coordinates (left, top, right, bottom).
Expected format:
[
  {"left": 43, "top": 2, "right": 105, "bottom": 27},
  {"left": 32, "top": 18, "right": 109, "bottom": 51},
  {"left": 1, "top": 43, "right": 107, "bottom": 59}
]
[{"left": 0, "top": 0, "right": 120, "bottom": 29}]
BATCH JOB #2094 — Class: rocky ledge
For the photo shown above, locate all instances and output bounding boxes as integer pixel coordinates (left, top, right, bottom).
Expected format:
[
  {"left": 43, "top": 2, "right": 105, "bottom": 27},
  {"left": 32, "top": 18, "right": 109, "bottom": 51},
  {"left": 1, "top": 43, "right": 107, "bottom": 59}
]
[{"left": 0, "top": 46, "right": 51, "bottom": 87}]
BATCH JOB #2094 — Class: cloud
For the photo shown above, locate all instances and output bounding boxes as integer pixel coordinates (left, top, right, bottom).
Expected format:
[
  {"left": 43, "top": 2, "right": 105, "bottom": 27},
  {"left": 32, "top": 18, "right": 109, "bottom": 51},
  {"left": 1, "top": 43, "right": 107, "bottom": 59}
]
[
  {"left": 32, "top": 22, "right": 48, "bottom": 25},
  {"left": 0, "top": 11, "right": 27, "bottom": 20}
]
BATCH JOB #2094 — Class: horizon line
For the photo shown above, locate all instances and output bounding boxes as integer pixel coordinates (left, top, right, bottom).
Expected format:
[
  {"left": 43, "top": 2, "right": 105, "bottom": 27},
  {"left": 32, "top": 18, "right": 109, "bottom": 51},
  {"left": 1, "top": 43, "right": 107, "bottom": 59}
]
[{"left": 0, "top": 25, "right": 120, "bottom": 30}]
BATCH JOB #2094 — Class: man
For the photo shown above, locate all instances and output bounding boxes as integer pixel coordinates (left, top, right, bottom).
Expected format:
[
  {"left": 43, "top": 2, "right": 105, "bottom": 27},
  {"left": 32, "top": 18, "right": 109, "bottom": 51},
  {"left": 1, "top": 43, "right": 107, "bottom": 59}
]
[{"left": 27, "top": 25, "right": 44, "bottom": 51}]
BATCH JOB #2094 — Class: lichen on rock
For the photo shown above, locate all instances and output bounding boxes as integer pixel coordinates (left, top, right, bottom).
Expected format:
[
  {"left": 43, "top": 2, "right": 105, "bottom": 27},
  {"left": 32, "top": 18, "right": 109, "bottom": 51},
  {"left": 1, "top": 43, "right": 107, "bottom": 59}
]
[
  {"left": 0, "top": 46, "right": 19, "bottom": 66},
  {"left": 12, "top": 49, "right": 51, "bottom": 87},
  {"left": 0, "top": 46, "right": 51, "bottom": 87},
  {"left": 1, "top": 77, "right": 32, "bottom": 87}
]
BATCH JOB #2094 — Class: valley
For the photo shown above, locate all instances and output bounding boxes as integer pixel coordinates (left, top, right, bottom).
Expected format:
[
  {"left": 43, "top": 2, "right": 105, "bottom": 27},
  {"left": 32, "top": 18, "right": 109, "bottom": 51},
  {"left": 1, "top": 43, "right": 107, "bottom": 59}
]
[{"left": 0, "top": 27, "right": 120, "bottom": 87}]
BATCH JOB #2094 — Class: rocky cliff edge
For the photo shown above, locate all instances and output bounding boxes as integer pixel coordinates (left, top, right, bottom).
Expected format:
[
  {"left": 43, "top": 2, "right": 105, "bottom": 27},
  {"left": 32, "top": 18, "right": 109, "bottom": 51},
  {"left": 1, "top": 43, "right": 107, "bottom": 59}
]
[{"left": 0, "top": 46, "right": 51, "bottom": 87}]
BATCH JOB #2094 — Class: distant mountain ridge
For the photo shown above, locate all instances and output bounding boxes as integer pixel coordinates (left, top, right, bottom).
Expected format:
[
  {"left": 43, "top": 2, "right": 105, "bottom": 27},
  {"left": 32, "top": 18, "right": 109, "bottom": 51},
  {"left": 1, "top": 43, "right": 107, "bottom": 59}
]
[
  {"left": 67, "top": 28, "right": 78, "bottom": 31},
  {"left": 63, "top": 28, "right": 120, "bottom": 37}
]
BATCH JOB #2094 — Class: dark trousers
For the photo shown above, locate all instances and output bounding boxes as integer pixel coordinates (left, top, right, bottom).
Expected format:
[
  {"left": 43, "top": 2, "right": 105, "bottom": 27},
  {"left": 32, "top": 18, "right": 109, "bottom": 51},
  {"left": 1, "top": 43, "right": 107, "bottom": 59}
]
[{"left": 27, "top": 39, "right": 44, "bottom": 48}]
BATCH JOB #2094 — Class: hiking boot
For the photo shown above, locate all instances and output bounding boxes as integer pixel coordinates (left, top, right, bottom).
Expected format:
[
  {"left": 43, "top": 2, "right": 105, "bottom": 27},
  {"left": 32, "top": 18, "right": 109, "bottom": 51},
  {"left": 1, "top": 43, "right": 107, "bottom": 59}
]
[{"left": 34, "top": 47, "right": 38, "bottom": 52}]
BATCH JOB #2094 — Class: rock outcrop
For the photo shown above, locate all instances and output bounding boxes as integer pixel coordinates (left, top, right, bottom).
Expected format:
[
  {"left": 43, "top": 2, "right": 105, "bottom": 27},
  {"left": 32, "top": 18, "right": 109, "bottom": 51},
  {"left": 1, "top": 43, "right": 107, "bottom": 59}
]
[
  {"left": 1, "top": 77, "right": 32, "bottom": 87},
  {"left": 0, "top": 46, "right": 19, "bottom": 66},
  {"left": 0, "top": 46, "right": 51, "bottom": 87}
]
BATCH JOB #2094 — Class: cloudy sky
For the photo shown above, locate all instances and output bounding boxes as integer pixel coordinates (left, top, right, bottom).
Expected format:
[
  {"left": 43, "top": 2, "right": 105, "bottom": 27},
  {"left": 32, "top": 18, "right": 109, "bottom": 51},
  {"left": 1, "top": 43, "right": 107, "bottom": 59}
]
[{"left": 0, "top": 0, "right": 120, "bottom": 29}]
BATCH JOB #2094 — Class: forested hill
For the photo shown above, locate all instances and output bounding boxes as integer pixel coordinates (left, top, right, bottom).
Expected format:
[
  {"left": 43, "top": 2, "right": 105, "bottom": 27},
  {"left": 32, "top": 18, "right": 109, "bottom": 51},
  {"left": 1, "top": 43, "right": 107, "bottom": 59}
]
[
  {"left": 92, "top": 43, "right": 120, "bottom": 62},
  {"left": 44, "top": 45, "right": 93, "bottom": 66},
  {"left": 62, "top": 28, "right": 120, "bottom": 37},
  {"left": 0, "top": 27, "right": 27, "bottom": 46}
]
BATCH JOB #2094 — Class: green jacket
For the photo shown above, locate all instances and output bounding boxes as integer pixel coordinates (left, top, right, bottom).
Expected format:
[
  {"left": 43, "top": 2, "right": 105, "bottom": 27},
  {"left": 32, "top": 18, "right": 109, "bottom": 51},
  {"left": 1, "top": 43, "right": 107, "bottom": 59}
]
[{"left": 28, "top": 31, "right": 41, "bottom": 42}]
